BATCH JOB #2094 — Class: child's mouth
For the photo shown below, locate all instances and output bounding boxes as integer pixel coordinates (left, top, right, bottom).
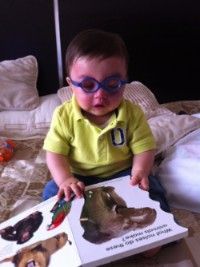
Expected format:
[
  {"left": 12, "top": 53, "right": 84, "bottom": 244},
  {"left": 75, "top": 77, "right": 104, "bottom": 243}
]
[{"left": 94, "top": 104, "right": 104, "bottom": 108}]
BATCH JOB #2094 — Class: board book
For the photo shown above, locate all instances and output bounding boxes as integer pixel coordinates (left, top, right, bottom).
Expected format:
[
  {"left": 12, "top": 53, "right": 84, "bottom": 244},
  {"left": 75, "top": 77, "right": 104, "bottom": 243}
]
[{"left": 0, "top": 175, "right": 188, "bottom": 267}]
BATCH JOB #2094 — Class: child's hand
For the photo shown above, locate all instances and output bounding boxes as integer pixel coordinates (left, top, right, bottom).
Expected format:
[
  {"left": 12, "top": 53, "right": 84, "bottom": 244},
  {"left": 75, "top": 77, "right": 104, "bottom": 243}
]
[
  {"left": 130, "top": 170, "right": 149, "bottom": 191},
  {"left": 57, "top": 176, "right": 85, "bottom": 201}
]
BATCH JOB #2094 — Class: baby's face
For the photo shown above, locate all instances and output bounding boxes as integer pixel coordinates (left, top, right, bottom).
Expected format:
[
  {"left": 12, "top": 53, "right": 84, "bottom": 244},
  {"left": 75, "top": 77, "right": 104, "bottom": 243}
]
[{"left": 68, "top": 56, "right": 127, "bottom": 122}]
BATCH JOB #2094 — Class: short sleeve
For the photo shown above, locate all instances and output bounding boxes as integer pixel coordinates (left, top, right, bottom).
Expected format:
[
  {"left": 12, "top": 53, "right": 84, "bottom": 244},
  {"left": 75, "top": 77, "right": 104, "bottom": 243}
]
[{"left": 43, "top": 106, "right": 71, "bottom": 155}]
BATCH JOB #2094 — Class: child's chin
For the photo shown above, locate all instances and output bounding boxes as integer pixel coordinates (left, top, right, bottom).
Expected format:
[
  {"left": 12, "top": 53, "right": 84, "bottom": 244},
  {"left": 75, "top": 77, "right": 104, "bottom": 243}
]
[{"left": 92, "top": 109, "right": 108, "bottom": 116}]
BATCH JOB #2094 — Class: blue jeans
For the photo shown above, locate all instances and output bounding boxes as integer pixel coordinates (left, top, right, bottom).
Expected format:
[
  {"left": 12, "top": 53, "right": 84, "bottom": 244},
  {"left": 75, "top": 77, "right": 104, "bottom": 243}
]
[{"left": 42, "top": 168, "right": 170, "bottom": 212}]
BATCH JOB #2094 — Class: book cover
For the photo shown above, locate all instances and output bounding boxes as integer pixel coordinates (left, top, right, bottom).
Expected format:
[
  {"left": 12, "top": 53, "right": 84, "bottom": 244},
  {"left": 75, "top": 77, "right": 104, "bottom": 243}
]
[{"left": 0, "top": 176, "right": 188, "bottom": 267}]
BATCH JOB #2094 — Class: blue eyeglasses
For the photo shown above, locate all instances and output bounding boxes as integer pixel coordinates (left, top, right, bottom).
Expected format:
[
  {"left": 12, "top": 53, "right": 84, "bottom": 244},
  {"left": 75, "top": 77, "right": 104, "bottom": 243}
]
[{"left": 70, "top": 76, "right": 127, "bottom": 93}]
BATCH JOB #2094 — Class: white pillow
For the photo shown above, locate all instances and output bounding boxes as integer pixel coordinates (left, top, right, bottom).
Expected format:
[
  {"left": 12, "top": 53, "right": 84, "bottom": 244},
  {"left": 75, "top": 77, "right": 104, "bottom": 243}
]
[
  {"left": 57, "top": 81, "right": 171, "bottom": 119},
  {"left": 57, "top": 86, "right": 72, "bottom": 102},
  {"left": 124, "top": 82, "right": 171, "bottom": 118},
  {"left": 0, "top": 55, "right": 39, "bottom": 111},
  {"left": 0, "top": 94, "right": 61, "bottom": 139},
  {"left": 149, "top": 113, "right": 200, "bottom": 155}
]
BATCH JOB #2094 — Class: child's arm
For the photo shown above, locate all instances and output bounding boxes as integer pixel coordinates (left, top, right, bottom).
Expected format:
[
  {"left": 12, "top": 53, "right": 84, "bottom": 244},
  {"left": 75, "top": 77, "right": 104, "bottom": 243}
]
[
  {"left": 130, "top": 150, "right": 155, "bottom": 191},
  {"left": 46, "top": 151, "right": 85, "bottom": 200}
]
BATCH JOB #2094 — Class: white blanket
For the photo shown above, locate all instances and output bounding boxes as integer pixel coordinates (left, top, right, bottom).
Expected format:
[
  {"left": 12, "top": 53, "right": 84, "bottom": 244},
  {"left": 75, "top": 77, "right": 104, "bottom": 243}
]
[{"left": 156, "top": 125, "right": 200, "bottom": 212}]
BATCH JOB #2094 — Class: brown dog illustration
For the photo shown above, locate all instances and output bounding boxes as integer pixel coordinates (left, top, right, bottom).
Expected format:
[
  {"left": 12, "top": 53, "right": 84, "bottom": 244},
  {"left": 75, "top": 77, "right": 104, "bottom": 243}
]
[
  {"left": 1, "top": 232, "right": 71, "bottom": 267},
  {"left": 80, "top": 186, "right": 157, "bottom": 244}
]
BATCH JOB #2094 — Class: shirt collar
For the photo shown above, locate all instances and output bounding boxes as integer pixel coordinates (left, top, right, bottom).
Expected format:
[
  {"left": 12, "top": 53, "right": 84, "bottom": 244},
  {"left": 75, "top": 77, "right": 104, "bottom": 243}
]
[{"left": 115, "top": 99, "right": 126, "bottom": 122}]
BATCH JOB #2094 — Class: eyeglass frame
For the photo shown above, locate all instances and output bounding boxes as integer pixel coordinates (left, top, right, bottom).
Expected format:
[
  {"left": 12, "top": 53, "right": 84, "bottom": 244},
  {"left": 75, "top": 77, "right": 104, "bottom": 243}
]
[{"left": 68, "top": 75, "right": 127, "bottom": 94}]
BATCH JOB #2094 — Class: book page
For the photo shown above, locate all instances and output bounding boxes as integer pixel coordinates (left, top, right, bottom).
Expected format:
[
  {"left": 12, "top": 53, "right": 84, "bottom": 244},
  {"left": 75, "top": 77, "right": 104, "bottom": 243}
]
[
  {"left": 67, "top": 176, "right": 188, "bottom": 267},
  {"left": 0, "top": 176, "right": 188, "bottom": 267},
  {"left": 0, "top": 196, "right": 81, "bottom": 267}
]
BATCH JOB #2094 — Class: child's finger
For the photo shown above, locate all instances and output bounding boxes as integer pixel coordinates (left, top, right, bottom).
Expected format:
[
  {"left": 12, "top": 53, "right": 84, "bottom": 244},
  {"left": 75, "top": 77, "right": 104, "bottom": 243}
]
[
  {"left": 77, "top": 181, "right": 85, "bottom": 191},
  {"left": 64, "top": 186, "right": 74, "bottom": 201},
  {"left": 139, "top": 179, "right": 149, "bottom": 191},
  {"left": 129, "top": 175, "right": 140, "bottom": 186},
  {"left": 70, "top": 183, "right": 84, "bottom": 199},
  {"left": 57, "top": 188, "right": 65, "bottom": 199}
]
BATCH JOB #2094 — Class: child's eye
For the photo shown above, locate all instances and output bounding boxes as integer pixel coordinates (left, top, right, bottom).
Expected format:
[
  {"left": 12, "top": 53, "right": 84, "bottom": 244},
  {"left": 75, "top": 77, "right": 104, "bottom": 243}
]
[
  {"left": 106, "top": 78, "right": 120, "bottom": 89},
  {"left": 82, "top": 80, "right": 96, "bottom": 91}
]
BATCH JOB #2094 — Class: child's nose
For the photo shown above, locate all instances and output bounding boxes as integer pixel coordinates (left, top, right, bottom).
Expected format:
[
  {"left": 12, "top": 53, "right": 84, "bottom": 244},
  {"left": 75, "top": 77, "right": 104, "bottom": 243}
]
[{"left": 94, "top": 87, "right": 107, "bottom": 97}]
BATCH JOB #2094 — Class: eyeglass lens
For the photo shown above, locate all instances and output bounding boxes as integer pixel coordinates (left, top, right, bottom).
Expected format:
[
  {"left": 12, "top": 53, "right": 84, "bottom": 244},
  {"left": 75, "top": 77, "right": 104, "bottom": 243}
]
[{"left": 81, "top": 77, "right": 122, "bottom": 92}]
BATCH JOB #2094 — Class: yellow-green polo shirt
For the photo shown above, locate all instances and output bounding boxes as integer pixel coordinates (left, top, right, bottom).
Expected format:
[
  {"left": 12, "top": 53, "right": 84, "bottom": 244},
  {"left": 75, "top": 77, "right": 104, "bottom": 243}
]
[{"left": 43, "top": 96, "right": 156, "bottom": 178}]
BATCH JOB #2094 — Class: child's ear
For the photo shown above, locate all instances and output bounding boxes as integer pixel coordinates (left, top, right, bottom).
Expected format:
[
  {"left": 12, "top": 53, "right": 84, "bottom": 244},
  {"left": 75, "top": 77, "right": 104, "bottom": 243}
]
[
  {"left": 66, "top": 77, "right": 71, "bottom": 85},
  {"left": 66, "top": 77, "right": 73, "bottom": 94}
]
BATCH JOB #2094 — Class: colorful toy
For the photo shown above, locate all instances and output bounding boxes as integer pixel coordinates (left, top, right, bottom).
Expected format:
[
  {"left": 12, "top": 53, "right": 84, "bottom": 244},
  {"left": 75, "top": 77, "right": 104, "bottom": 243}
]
[
  {"left": 47, "top": 196, "right": 75, "bottom": 230},
  {"left": 0, "top": 139, "right": 15, "bottom": 162}
]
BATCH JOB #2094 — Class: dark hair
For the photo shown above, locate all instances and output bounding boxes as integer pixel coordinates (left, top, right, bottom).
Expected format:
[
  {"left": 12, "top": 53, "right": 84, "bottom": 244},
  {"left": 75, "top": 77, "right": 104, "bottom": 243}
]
[{"left": 65, "top": 29, "right": 129, "bottom": 76}]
